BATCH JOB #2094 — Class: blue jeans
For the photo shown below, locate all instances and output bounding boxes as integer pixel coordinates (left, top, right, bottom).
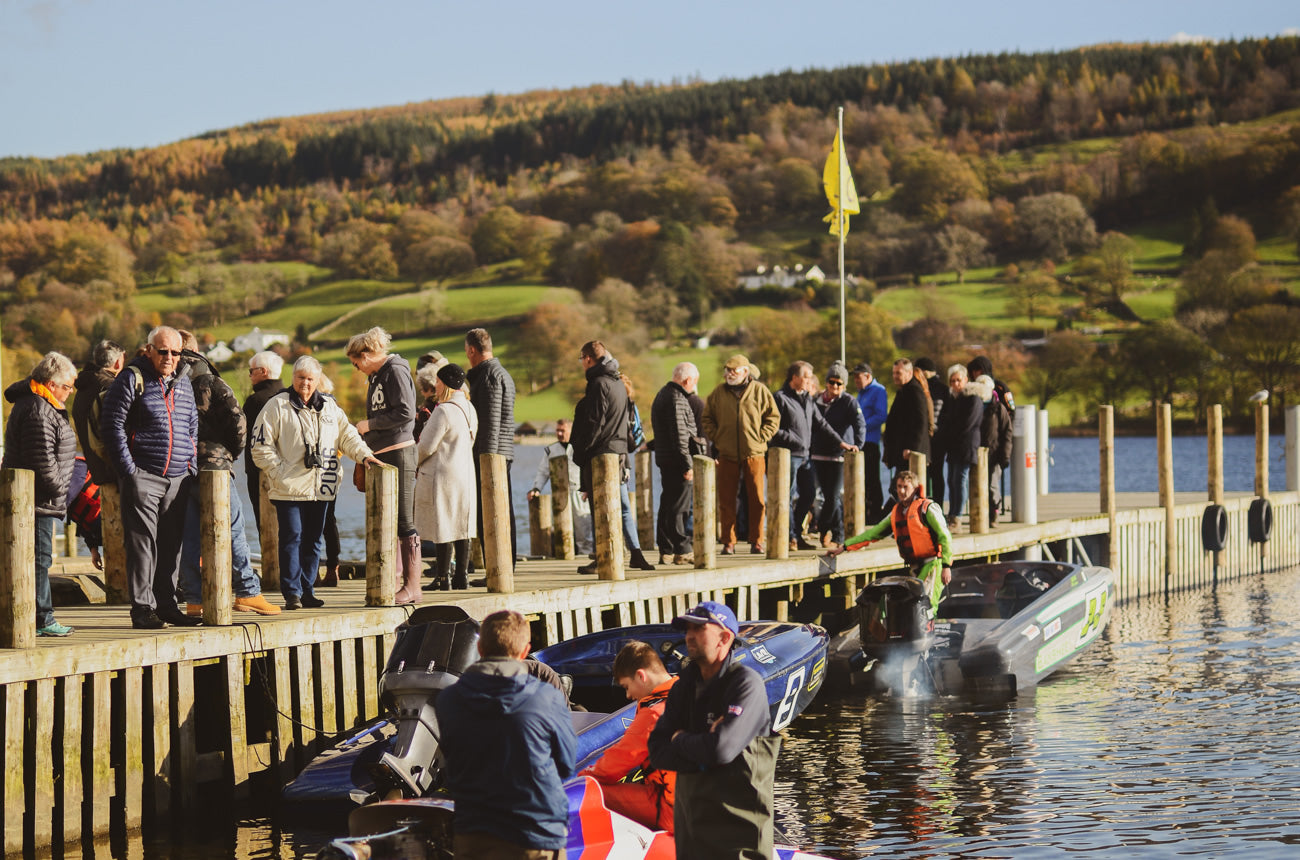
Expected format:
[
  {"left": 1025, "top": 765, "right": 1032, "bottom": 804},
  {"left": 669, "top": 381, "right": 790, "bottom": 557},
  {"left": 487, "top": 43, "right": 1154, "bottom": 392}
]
[
  {"left": 813, "top": 459, "right": 845, "bottom": 543},
  {"left": 789, "top": 455, "right": 817, "bottom": 541},
  {"left": 273, "top": 500, "right": 328, "bottom": 600},
  {"left": 947, "top": 462, "right": 970, "bottom": 520},
  {"left": 180, "top": 477, "right": 262, "bottom": 603},
  {"left": 35, "top": 515, "right": 57, "bottom": 628},
  {"left": 620, "top": 480, "right": 640, "bottom": 552}
]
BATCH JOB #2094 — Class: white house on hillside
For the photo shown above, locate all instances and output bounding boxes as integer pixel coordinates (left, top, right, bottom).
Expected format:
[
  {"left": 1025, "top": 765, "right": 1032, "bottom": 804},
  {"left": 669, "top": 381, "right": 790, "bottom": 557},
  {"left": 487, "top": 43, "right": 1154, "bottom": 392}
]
[
  {"left": 204, "top": 341, "right": 234, "bottom": 363},
  {"left": 737, "top": 263, "right": 826, "bottom": 290},
  {"left": 232, "top": 327, "right": 290, "bottom": 353}
]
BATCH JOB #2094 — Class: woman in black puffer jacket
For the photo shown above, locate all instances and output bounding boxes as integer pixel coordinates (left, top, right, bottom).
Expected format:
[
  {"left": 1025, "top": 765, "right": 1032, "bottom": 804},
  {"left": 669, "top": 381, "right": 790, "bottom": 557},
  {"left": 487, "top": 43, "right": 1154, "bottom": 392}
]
[{"left": 2, "top": 352, "right": 79, "bottom": 637}]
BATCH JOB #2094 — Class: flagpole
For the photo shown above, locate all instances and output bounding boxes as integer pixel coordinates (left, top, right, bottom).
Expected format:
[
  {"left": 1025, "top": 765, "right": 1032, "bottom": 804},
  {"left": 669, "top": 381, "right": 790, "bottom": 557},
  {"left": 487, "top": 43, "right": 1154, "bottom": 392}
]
[{"left": 837, "top": 106, "right": 846, "bottom": 365}]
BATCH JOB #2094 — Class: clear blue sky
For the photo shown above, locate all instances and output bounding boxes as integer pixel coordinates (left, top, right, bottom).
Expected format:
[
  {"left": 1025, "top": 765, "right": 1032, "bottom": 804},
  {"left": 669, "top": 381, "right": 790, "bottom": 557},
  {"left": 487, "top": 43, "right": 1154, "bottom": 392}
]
[{"left": 1, "top": 0, "right": 1296, "bottom": 159}]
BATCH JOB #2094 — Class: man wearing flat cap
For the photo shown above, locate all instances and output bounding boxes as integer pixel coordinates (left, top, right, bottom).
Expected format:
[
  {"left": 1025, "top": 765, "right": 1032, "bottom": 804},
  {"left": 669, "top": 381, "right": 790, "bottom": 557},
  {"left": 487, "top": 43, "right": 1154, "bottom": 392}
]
[
  {"left": 648, "top": 601, "right": 779, "bottom": 859},
  {"left": 701, "top": 355, "right": 780, "bottom": 555}
]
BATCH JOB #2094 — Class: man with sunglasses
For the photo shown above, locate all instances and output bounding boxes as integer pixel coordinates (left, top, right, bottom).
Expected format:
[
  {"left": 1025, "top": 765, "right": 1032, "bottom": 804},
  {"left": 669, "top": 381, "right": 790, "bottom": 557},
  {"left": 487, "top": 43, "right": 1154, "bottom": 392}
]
[
  {"left": 648, "top": 601, "right": 780, "bottom": 859},
  {"left": 100, "top": 326, "right": 201, "bottom": 630}
]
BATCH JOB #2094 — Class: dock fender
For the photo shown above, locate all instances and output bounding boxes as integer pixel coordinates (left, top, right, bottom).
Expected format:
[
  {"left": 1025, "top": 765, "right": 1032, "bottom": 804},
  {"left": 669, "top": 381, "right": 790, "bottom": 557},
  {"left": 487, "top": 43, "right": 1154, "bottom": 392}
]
[
  {"left": 1248, "top": 498, "right": 1273, "bottom": 544},
  {"left": 1201, "top": 504, "right": 1228, "bottom": 552}
]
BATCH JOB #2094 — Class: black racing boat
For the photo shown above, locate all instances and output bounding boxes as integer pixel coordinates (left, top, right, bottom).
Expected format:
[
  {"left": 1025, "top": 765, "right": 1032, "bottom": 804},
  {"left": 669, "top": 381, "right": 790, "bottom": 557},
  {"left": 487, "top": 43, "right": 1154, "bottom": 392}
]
[{"left": 828, "top": 560, "right": 1113, "bottom": 696}]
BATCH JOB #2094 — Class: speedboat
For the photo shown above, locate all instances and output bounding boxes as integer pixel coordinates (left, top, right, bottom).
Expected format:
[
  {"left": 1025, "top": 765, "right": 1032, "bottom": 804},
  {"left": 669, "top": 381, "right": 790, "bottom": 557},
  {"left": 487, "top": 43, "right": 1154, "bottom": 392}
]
[
  {"left": 316, "top": 777, "right": 836, "bottom": 859},
  {"left": 827, "top": 561, "right": 1113, "bottom": 697},
  {"left": 283, "top": 605, "right": 829, "bottom": 809}
]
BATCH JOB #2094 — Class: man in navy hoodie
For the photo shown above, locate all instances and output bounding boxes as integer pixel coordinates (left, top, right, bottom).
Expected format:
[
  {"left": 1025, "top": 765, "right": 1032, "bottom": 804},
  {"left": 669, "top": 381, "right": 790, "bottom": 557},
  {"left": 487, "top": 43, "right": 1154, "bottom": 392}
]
[
  {"left": 436, "top": 610, "right": 576, "bottom": 859},
  {"left": 100, "top": 326, "right": 200, "bottom": 630}
]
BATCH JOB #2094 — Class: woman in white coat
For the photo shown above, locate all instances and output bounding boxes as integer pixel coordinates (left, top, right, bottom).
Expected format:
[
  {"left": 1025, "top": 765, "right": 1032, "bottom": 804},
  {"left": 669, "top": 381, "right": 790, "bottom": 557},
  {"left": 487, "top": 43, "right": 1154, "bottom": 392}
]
[{"left": 414, "top": 362, "right": 478, "bottom": 590}]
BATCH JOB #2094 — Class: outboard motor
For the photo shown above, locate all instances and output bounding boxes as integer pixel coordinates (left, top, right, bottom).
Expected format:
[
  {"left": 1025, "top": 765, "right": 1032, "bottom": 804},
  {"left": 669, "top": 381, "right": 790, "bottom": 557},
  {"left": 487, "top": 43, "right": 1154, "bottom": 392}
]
[
  {"left": 371, "top": 606, "right": 480, "bottom": 798},
  {"left": 856, "top": 576, "right": 933, "bottom": 693}
]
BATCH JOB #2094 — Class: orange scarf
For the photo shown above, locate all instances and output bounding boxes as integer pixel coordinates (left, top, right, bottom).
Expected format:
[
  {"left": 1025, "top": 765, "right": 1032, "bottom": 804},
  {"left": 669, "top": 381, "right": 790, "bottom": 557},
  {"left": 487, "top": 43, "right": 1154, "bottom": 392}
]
[{"left": 29, "top": 379, "right": 65, "bottom": 410}]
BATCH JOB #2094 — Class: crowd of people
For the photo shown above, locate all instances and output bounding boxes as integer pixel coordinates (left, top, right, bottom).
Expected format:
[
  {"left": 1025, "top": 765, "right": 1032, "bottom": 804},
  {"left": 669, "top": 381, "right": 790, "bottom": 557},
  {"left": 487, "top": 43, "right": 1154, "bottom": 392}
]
[{"left": 1, "top": 323, "right": 1016, "bottom": 635}]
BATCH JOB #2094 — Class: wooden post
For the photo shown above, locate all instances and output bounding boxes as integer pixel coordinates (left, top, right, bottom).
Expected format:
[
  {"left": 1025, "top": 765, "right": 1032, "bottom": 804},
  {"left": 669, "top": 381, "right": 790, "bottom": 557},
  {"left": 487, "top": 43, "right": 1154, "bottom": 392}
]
[
  {"left": 843, "top": 449, "right": 866, "bottom": 539},
  {"left": 99, "top": 482, "right": 129, "bottom": 603},
  {"left": 692, "top": 455, "right": 716, "bottom": 569},
  {"left": 1208, "top": 404, "right": 1224, "bottom": 506},
  {"left": 1099, "top": 406, "right": 1115, "bottom": 568},
  {"left": 1157, "top": 403, "right": 1175, "bottom": 582},
  {"left": 63, "top": 522, "right": 77, "bottom": 558},
  {"left": 592, "top": 453, "right": 625, "bottom": 581},
  {"left": 480, "top": 453, "right": 515, "bottom": 593},
  {"left": 199, "top": 470, "right": 233, "bottom": 627},
  {"left": 1256, "top": 401, "right": 1270, "bottom": 500},
  {"left": 258, "top": 471, "right": 280, "bottom": 591},
  {"left": 765, "top": 447, "right": 790, "bottom": 560},
  {"left": 635, "top": 449, "right": 654, "bottom": 552},
  {"left": 969, "top": 447, "right": 989, "bottom": 535},
  {"left": 365, "top": 463, "right": 397, "bottom": 606},
  {"left": 528, "top": 493, "right": 552, "bottom": 558},
  {"left": 908, "top": 451, "right": 927, "bottom": 484},
  {"left": 549, "top": 456, "right": 574, "bottom": 560},
  {"left": 1287, "top": 405, "right": 1300, "bottom": 492},
  {"left": 0, "top": 469, "right": 35, "bottom": 649}
]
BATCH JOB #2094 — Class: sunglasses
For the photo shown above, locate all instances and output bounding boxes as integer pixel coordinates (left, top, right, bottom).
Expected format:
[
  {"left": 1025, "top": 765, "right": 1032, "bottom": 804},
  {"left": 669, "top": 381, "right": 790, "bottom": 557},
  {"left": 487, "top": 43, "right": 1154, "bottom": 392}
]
[
  {"left": 152, "top": 348, "right": 182, "bottom": 357},
  {"left": 827, "top": 380, "right": 844, "bottom": 387}
]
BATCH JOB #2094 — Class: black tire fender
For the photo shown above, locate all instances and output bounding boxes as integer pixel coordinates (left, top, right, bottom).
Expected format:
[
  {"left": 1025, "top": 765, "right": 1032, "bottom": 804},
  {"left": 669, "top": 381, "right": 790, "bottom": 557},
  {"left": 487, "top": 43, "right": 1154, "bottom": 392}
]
[
  {"left": 1248, "top": 497, "right": 1273, "bottom": 544},
  {"left": 1201, "top": 504, "right": 1228, "bottom": 552}
]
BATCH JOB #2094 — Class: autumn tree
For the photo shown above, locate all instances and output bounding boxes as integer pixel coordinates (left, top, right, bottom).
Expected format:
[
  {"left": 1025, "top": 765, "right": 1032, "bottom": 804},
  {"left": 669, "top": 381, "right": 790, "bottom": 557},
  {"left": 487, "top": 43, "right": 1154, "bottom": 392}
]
[
  {"left": 928, "top": 224, "right": 990, "bottom": 282},
  {"left": 891, "top": 146, "right": 986, "bottom": 223},
  {"left": 515, "top": 302, "right": 589, "bottom": 389},
  {"left": 318, "top": 220, "right": 398, "bottom": 280},
  {"left": 1015, "top": 192, "right": 1097, "bottom": 262},
  {"left": 1073, "top": 231, "right": 1139, "bottom": 306},
  {"left": 471, "top": 205, "right": 524, "bottom": 264},
  {"left": 1005, "top": 266, "right": 1061, "bottom": 323},
  {"left": 1215, "top": 304, "right": 1300, "bottom": 406},
  {"left": 1022, "top": 330, "right": 1097, "bottom": 408},
  {"left": 403, "top": 235, "right": 476, "bottom": 286}
]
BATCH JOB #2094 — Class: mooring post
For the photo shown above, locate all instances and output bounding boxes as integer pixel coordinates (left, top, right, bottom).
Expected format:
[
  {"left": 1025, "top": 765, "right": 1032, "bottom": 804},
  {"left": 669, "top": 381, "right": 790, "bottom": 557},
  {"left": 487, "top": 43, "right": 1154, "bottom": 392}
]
[
  {"left": 1157, "top": 403, "right": 1175, "bottom": 583},
  {"left": 1256, "top": 401, "right": 1270, "bottom": 500},
  {"left": 549, "top": 455, "right": 575, "bottom": 560},
  {"left": 258, "top": 471, "right": 280, "bottom": 591},
  {"left": 63, "top": 522, "right": 77, "bottom": 558},
  {"left": 199, "top": 470, "right": 233, "bottom": 626},
  {"left": 1099, "top": 406, "right": 1115, "bottom": 568},
  {"left": 592, "top": 453, "right": 625, "bottom": 581},
  {"left": 0, "top": 469, "right": 36, "bottom": 649},
  {"left": 1011, "top": 404, "right": 1038, "bottom": 524},
  {"left": 843, "top": 449, "right": 866, "bottom": 539},
  {"left": 970, "top": 447, "right": 989, "bottom": 534},
  {"left": 693, "top": 455, "right": 716, "bottom": 569},
  {"left": 1208, "top": 405, "right": 1224, "bottom": 506},
  {"left": 766, "top": 446, "right": 790, "bottom": 560},
  {"left": 480, "top": 453, "right": 515, "bottom": 592},
  {"left": 528, "top": 492, "right": 553, "bottom": 558},
  {"left": 1286, "top": 405, "right": 1300, "bottom": 492},
  {"left": 365, "top": 462, "right": 397, "bottom": 606},
  {"left": 908, "top": 451, "right": 927, "bottom": 487},
  {"left": 1037, "top": 409, "right": 1050, "bottom": 495},
  {"left": 635, "top": 450, "right": 654, "bottom": 552},
  {"left": 99, "top": 482, "right": 129, "bottom": 603}
]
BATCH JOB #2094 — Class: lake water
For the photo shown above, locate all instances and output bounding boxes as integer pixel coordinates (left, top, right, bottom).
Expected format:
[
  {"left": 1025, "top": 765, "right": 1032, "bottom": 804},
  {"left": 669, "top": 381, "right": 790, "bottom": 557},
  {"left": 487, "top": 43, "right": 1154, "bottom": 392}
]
[
  {"left": 233, "top": 433, "right": 1292, "bottom": 561},
  {"left": 123, "top": 564, "right": 1300, "bottom": 858}
]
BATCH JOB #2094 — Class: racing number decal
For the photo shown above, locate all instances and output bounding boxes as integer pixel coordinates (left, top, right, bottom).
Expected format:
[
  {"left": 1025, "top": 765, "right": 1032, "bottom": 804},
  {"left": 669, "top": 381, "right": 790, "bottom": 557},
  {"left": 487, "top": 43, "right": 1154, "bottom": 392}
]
[
  {"left": 318, "top": 448, "right": 340, "bottom": 498},
  {"left": 1080, "top": 586, "right": 1107, "bottom": 640},
  {"left": 772, "top": 667, "right": 806, "bottom": 731}
]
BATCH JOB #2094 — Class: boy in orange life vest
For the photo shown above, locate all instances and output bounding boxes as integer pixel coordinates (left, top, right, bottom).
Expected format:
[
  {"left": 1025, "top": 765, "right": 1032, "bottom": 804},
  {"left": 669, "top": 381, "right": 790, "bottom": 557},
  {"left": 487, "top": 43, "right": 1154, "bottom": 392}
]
[
  {"left": 828, "top": 470, "right": 953, "bottom": 609},
  {"left": 579, "top": 640, "right": 678, "bottom": 832}
]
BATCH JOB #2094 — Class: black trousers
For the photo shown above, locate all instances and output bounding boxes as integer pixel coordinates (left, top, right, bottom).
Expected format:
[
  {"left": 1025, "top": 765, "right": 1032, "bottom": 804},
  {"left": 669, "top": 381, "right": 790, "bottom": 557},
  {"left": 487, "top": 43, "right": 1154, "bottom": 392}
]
[
  {"left": 863, "top": 442, "right": 883, "bottom": 522},
  {"left": 656, "top": 469, "right": 693, "bottom": 556}
]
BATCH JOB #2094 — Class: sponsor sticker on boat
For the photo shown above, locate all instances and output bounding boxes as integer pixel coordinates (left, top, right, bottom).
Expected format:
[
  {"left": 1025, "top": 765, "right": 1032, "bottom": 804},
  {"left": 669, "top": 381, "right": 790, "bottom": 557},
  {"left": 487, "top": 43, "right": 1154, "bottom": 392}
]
[
  {"left": 1043, "top": 617, "right": 1062, "bottom": 640},
  {"left": 750, "top": 644, "right": 778, "bottom": 664}
]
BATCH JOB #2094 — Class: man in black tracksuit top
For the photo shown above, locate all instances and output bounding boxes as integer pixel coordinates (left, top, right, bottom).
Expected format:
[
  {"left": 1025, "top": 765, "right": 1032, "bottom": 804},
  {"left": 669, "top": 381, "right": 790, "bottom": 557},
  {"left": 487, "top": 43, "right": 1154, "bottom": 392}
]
[{"left": 648, "top": 601, "right": 779, "bottom": 860}]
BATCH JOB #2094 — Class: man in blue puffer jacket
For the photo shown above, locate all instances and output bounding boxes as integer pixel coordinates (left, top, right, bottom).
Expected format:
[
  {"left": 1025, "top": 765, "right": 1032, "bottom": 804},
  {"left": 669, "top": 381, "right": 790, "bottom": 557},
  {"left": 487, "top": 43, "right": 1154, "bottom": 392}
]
[
  {"left": 436, "top": 609, "right": 576, "bottom": 858},
  {"left": 100, "top": 326, "right": 200, "bottom": 630}
]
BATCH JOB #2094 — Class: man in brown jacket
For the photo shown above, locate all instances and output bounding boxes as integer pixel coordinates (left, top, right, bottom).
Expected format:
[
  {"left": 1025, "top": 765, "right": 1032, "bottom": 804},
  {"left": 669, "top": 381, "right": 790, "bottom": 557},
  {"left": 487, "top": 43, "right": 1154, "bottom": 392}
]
[{"left": 702, "top": 354, "right": 780, "bottom": 555}]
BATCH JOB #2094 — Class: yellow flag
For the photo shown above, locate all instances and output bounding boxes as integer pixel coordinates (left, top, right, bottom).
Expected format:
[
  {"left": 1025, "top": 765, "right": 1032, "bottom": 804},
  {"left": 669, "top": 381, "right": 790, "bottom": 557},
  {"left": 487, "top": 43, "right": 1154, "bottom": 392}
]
[{"left": 822, "top": 130, "right": 860, "bottom": 237}]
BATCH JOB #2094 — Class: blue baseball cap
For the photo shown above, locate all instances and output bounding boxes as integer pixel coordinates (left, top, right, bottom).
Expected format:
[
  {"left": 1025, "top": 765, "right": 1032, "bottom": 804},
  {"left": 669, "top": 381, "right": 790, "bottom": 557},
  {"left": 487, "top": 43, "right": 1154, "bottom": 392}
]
[{"left": 672, "top": 601, "right": 740, "bottom": 637}]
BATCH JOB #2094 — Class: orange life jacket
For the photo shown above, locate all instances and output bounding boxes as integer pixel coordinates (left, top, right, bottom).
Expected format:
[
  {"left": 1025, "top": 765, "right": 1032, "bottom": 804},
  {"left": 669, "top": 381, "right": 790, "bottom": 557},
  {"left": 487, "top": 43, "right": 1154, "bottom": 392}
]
[{"left": 891, "top": 495, "right": 940, "bottom": 565}]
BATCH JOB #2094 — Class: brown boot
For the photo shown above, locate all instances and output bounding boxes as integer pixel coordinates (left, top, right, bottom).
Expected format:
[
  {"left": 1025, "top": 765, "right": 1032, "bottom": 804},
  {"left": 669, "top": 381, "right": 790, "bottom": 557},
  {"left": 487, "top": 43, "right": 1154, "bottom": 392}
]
[
  {"left": 395, "top": 534, "right": 424, "bottom": 605},
  {"left": 319, "top": 565, "right": 340, "bottom": 587}
]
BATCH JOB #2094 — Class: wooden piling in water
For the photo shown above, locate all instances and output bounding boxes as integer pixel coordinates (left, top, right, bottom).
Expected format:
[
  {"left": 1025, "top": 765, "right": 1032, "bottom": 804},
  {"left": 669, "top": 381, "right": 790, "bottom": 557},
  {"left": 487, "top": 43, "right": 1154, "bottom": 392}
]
[
  {"left": 199, "top": 470, "right": 233, "bottom": 626},
  {"left": 0, "top": 469, "right": 35, "bottom": 650},
  {"left": 1099, "top": 406, "right": 1115, "bottom": 568},
  {"left": 636, "top": 450, "right": 654, "bottom": 552},
  {"left": 766, "top": 447, "right": 790, "bottom": 560},
  {"left": 480, "top": 453, "right": 515, "bottom": 592},
  {"left": 549, "top": 456, "right": 575, "bottom": 560},
  {"left": 970, "top": 447, "right": 989, "bottom": 535},
  {"left": 365, "top": 463, "right": 397, "bottom": 606},
  {"left": 843, "top": 449, "right": 866, "bottom": 539},
  {"left": 529, "top": 492, "right": 553, "bottom": 558},
  {"left": 259, "top": 471, "right": 280, "bottom": 591},
  {"left": 99, "top": 482, "right": 128, "bottom": 603},
  {"left": 593, "top": 453, "right": 625, "bottom": 581},
  {"left": 693, "top": 455, "right": 716, "bottom": 569},
  {"left": 1256, "top": 402, "right": 1270, "bottom": 499},
  {"left": 1157, "top": 403, "right": 1175, "bottom": 582}
]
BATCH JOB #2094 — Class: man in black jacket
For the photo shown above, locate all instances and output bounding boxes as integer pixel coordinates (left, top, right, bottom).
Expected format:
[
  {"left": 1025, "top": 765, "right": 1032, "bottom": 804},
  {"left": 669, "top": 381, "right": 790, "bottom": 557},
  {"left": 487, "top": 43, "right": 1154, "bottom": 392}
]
[
  {"left": 883, "top": 359, "right": 932, "bottom": 486},
  {"left": 242, "top": 350, "right": 285, "bottom": 536},
  {"left": 648, "top": 601, "right": 779, "bottom": 859},
  {"left": 651, "top": 362, "right": 700, "bottom": 565},
  {"left": 71, "top": 339, "right": 125, "bottom": 488},
  {"left": 465, "top": 327, "right": 518, "bottom": 563}
]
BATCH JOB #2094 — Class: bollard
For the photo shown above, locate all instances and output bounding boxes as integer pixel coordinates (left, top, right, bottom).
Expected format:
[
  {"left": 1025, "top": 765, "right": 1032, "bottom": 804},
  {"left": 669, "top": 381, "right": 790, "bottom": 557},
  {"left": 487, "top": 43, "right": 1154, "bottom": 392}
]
[
  {"left": 365, "top": 463, "right": 398, "bottom": 606},
  {"left": 549, "top": 456, "right": 574, "bottom": 560},
  {"left": 1256, "top": 402, "right": 1270, "bottom": 499},
  {"left": 64, "top": 522, "right": 77, "bottom": 558},
  {"left": 692, "top": 455, "right": 716, "bottom": 569},
  {"left": 765, "top": 447, "right": 790, "bottom": 560},
  {"left": 480, "top": 453, "right": 515, "bottom": 592},
  {"left": 1011, "top": 405, "right": 1038, "bottom": 524},
  {"left": 529, "top": 493, "right": 553, "bottom": 558},
  {"left": 1037, "top": 409, "right": 1050, "bottom": 495},
  {"left": 199, "top": 470, "right": 233, "bottom": 627},
  {"left": 969, "top": 448, "right": 989, "bottom": 535},
  {"left": 0, "top": 469, "right": 36, "bottom": 649},
  {"left": 1287, "top": 406, "right": 1300, "bottom": 492},
  {"left": 99, "top": 482, "right": 129, "bottom": 604},
  {"left": 259, "top": 471, "right": 280, "bottom": 591},
  {"left": 635, "top": 450, "right": 654, "bottom": 552},
  {"left": 1157, "top": 403, "right": 1175, "bottom": 581},
  {"left": 908, "top": 451, "right": 927, "bottom": 485},
  {"left": 1099, "top": 406, "right": 1115, "bottom": 569},
  {"left": 592, "top": 453, "right": 625, "bottom": 581},
  {"left": 1208, "top": 404, "right": 1224, "bottom": 506},
  {"left": 843, "top": 449, "right": 866, "bottom": 539}
]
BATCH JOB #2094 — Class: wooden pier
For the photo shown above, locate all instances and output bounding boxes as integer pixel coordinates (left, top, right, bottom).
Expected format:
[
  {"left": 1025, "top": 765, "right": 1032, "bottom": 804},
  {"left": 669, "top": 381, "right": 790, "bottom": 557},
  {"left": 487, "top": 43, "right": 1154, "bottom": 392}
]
[{"left": 3, "top": 403, "right": 1299, "bottom": 856}]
